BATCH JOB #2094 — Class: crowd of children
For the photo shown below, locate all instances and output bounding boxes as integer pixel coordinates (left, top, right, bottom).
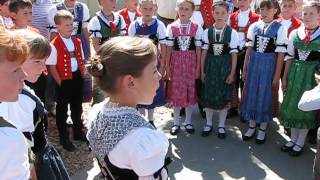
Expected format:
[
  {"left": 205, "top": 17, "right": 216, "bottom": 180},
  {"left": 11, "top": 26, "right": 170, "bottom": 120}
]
[{"left": 1, "top": 0, "right": 320, "bottom": 179}]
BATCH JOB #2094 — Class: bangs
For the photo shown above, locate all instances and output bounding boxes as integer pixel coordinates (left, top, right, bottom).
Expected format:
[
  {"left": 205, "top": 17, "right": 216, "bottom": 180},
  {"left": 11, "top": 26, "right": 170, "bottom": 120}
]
[{"left": 28, "top": 38, "right": 51, "bottom": 60}]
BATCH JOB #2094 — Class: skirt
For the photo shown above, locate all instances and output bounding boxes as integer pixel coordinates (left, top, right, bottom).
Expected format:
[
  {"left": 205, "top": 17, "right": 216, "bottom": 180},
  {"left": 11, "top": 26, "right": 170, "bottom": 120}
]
[
  {"left": 203, "top": 53, "right": 232, "bottom": 109},
  {"left": 240, "top": 51, "right": 276, "bottom": 123},
  {"left": 168, "top": 50, "right": 197, "bottom": 107},
  {"left": 280, "top": 60, "right": 319, "bottom": 129}
]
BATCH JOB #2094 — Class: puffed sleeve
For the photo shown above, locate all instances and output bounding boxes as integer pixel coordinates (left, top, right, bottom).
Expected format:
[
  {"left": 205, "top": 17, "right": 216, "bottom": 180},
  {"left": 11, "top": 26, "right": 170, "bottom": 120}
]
[
  {"left": 45, "top": 44, "right": 58, "bottom": 65},
  {"left": 230, "top": 29, "right": 239, "bottom": 53},
  {"left": 201, "top": 29, "right": 209, "bottom": 50},
  {"left": 195, "top": 24, "right": 203, "bottom": 47},
  {"left": 119, "top": 15, "right": 127, "bottom": 35},
  {"left": 298, "top": 85, "right": 320, "bottom": 111},
  {"left": 87, "top": 16, "right": 102, "bottom": 38},
  {"left": 285, "top": 29, "right": 296, "bottom": 61},
  {"left": 166, "top": 23, "right": 174, "bottom": 46},
  {"left": 82, "top": 3, "right": 90, "bottom": 28},
  {"left": 108, "top": 128, "right": 169, "bottom": 177},
  {"left": 157, "top": 20, "right": 167, "bottom": 44},
  {"left": 47, "top": 5, "right": 58, "bottom": 33},
  {"left": 275, "top": 25, "right": 288, "bottom": 53},
  {"left": 245, "top": 22, "right": 256, "bottom": 47},
  {"left": 127, "top": 20, "right": 136, "bottom": 36}
]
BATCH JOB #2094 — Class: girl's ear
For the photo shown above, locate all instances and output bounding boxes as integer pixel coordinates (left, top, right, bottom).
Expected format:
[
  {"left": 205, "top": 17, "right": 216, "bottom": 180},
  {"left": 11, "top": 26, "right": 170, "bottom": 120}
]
[{"left": 122, "top": 74, "right": 135, "bottom": 89}]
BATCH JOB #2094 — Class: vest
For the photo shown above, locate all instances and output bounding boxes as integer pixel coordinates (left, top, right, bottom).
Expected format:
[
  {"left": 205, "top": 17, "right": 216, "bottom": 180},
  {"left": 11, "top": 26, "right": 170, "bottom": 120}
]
[
  {"left": 51, "top": 35, "right": 85, "bottom": 80},
  {"left": 171, "top": 21, "right": 198, "bottom": 51},
  {"left": 119, "top": 8, "right": 142, "bottom": 34},
  {"left": 97, "top": 14, "right": 123, "bottom": 45},
  {"left": 207, "top": 26, "right": 232, "bottom": 55},
  {"left": 135, "top": 19, "right": 159, "bottom": 45},
  {"left": 293, "top": 28, "right": 320, "bottom": 61},
  {"left": 230, "top": 10, "right": 260, "bottom": 38},
  {"left": 253, "top": 21, "right": 282, "bottom": 53},
  {"left": 200, "top": 0, "right": 215, "bottom": 28}
]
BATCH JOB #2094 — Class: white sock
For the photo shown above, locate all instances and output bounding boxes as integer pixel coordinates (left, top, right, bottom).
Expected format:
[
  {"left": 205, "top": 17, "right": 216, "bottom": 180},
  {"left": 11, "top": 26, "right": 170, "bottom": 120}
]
[
  {"left": 290, "top": 128, "right": 299, "bottom": 144},
  {"left": 147, "top": 109, "right": 154, "bottom": 122},
  {"left": 185, "top": 106, "right": 193, "bottom": 125},
  {"left": 138, "top": 108, "right": 145, "bottom": 116},
  {"left": 256, "top": 122, "right": 267, "bottom": 140},
  {"left": 244, "top": 120, "right": 256, "bottom": 137},
  {"left": 173, "top": 107, "right": 181, "bottom": 126},
  {"left": 205, "top": 108, "right": 214, "bottom": 126},
  {"left": 294, "top": 129, "right": 309, "bottom": 150},
  {"left": 218, "top": 108, "right": 228, "bottom": 128}
]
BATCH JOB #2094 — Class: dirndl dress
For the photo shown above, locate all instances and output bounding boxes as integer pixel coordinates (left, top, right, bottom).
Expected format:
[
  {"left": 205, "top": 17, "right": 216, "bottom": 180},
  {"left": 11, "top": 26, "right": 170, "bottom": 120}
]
[
  {"left": 240, "top": 21, "right": 282, "bottom": 123},
  {"left": 280, "top": 29, "right": 320, "bottom": 129},
  {"left": 203, "top": 26, "right": 235, "bottom": 109},
  {"left": 134, "top": 18, "right": 166, "bottom": 109},
  {"left": 167, "top": 21, "right": 199, "bottom": 107}
]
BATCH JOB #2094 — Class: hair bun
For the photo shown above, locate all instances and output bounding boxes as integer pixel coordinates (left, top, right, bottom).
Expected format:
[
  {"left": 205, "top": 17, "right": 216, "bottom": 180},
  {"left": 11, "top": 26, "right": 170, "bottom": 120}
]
[{"left": 87, "top": 56, "right": 104, "bottom": 77}]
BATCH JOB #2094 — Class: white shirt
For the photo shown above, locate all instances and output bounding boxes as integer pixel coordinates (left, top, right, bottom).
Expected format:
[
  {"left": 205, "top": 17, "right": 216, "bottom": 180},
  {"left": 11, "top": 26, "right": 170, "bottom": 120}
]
[
  {"left": 128, "top": 18, "right": 167, "bottom": 45},
  {"left": 298, "top": 85, "right": 320, "bottom": 111},
  {"left": 280, "top": 19, "right": 292, "bottom": 31},
  {"left": 46, "top": 35, "right": 85, "bottom": 72},
  {"left": 128, "top": 10, "right": 136, "bottom": 22},
  {"left": 0, "top": 118, "right": 30, "bottom": 180},
  {"left": 157, "top": 0, "right": 177, "bottom": 19},
  {"left": 237, "top": 9, "right": 250, "bottom": 49},
  {"left": 246, "top": 20, "right": 288, "bottom": 53},
  {"left": 87, "top": 11, "right": 127, "bottom": 38},
  {"left": 201, "top": 27, "right": 239, "bottom": 54},
  {"left": 190, "top": 0, "right": 203, "bottom": 27},
  {"left": 47, "top": 2, "right": 90, "bottom": 34},
  {"left": 32, "top": 0, "right": 52, "bottom": 38},
  {"left": 166, "top": 20, "right": 203, "bottom": 47}
]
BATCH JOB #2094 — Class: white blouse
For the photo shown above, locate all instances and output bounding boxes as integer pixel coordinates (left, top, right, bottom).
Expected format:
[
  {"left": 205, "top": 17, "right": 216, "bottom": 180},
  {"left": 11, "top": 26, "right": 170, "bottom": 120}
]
[
  {"left": 201, "top": 27, "right": 239, "bottom": 54},
  {"left": 298, "top": 84, "right": 320, "bottom": 111}
]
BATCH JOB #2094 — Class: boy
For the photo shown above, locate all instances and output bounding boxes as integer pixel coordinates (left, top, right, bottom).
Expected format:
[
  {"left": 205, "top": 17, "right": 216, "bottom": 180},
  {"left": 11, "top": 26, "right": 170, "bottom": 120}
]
[
  {"left": 0, "top": 0, "right": 13, "bottom": 29},
  {"left": 119, "top": 0, "right": 142, "bottom": 34},
  {"left": 8, "top": 0, "right": 39, "bottom": 32},
  {"left": 47, "top": 10, "right": 86, "bottom": 151},
  {"left": 48, "top": 0, "right": 90, "bottom": 59},
  {"left": 229, "top": 0, "right": 259, "bottom": 118}
]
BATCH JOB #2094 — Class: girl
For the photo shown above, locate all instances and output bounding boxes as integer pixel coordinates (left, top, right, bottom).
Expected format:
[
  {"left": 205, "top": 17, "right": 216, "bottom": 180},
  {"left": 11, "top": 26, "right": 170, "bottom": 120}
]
[
  {"left": 128, "top": 0, "right": 167, "bottom": 128},
  {"left": 280, "top": 1, "right": 320, "bottom": 156},
  {"left": 0, "top": 30, "right": 70, "bottom": 180},
  {"left": 200, "top": 1, "right": 239, "bottom": 138},
  {"left": 88, "top": 0, "right": 126, "bottom": 52},
  {"left": 87, "top": 36, "right": 170, "bottom": 179},
  {"left": 240, "top": 0, "right": 287, "bottom": 144},
  {"left": 166, "top": 0, "right": 203, "bottom": 135}
]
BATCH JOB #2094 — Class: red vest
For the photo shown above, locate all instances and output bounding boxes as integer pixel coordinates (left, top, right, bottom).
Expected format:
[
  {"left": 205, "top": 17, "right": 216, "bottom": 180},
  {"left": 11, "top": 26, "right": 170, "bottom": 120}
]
[
  {"left": 230, "top": 10, "right": 260, "bottom": 38},
  {"left": 200, "top": 0, "right": 215, "bottom": 28},
  {"left": 51, "top": 35, "right": 85, "bottom": 80},
  {"left": 278, "top": 17, "right": 302, "bottom": 37},
  {"left": 119, "top": 8, "right": 142, "bottom": 34}
]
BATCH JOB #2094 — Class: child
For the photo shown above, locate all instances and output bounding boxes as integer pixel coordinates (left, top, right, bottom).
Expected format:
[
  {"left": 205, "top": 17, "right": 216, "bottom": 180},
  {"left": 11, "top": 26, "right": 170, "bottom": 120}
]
[
  {"left": 0, "top": 29, "right": 70, "bottom": 180},
  {"left": 47, "top": 10, "right": 87, "bottom": 151},
  {"left": 199, "top": 0, "right": 215, "bottom": 28},
  {"left": 48, "top": 0, "right": 90, "bottom": 59},
  {"left": 166, "top": 0, "right": 203, "bottom": 135},
  {"left": 230, "top": 0, "right": 259, "bottom": 119},
  {"left": 88, "top": 0, "right": 126, "bottom": 52},
  {"left": 87, "top": 36, "right": 170, "bottom": 179},
  {"left": 201, "top": 1, "right": 239, "bottom": 138},
  {"left": 240, "top": 0, "right": 287, "bottom": 144},
  {"left": 8, "top": 0, "right": 39, "bottom": 32},
  {"left": 128, "top": 0, "right": 167, "bottom": 128},
  {"left": 0, "top": 28, "right": 29, "bottom": 180},
  {"left": 0, "top": 0, "right": 14, "bottom": 29},
  {"left": 119, "top": 0, "right": 142, "bottom": 34},
  {"left": 280, "top": 1, "right": 320, "bottom": 156}
]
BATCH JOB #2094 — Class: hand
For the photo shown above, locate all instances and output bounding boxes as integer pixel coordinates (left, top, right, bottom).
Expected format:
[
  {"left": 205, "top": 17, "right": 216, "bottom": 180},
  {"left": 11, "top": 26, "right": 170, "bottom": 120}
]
[
  {"left": 165, "top": 65, "right": 171, "bottom": 80},
  {"left": 201, "top": 72, "right": 205, "bottom": 82},
  {"left": 226, "top": 73, "right": 235, "bottom": 84},
  {"left": 281, "top": 79, "right": 287, "bottom": 94},
  {"left": 57, "top": 79, "right": 62, "bottom": 87},
  {"left": 159, "top": 64, "right": 166, "bottom": 78},
  {"left": 242, "top": 67, "right": 247, "bottom": 81}
]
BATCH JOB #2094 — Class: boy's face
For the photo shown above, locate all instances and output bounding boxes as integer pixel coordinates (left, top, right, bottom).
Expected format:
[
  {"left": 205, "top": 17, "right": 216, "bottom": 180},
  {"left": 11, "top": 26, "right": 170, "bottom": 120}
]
[
  {"left": 0, "top": 57, "right": 26, "bottom": 102},
  {"left": 302, "top": 6, "right": 320, "bottom": 29},
  {"left": 0, "top": 1, "right": 10, "bottom": 17},
  {"left": 11, "top": 7, "right": 32, "bottom": 28},
  {"left": 56, "top": 18, "right": 74, "bottom": 38},
  {"left": 22, "top": 58, "right": 46, "bottom": 83},
  {"left": 124, "top": 0, "right": 138, "bottom": 11},
  {"left": 177, "top": 2, "right": 194, "bottom": 22},
  {"left": 213, "top": 5, "right": 228, "bottom": 24},
  {"left": 236, "top": 0, "right": 251, "bottom": 11},
  {"left": 260, "top": 6, "right": 277, "bottom": 23},
  {"left": 139, "top": 2, "right": 157, "bottom": 21},
  {"left": 100, "top": 0, "right": 116, "bottom": 12},
  {"left": 280, "top": 1, "right": 296, "bottom": 20}
]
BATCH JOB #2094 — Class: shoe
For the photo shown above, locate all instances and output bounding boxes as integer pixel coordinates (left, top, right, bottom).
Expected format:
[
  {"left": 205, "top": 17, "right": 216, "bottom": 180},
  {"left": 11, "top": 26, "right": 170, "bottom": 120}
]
[
  {"left": 242, "top": 126, "right": 256, "bottom": 141},
  {"left": 74, "top": 131, "right": 87, "bottom": 142},
  {"left": 170, "top": 125, "right": 180, "bottom": 135},
  {"left": 184, "top": 124, "right": 195, "bottom": 134},
  {"left": 61, "top": 139, "right": 76, "bottom": 152},
  {"left": 255, "top": 129, "right": 266, "bottom": 144},
  {"left": 149, "top": 121, "right": 156, "bottom": 129},
  {"left": 227, "top": 108, "right": 238, "bottom": 118},
  {"left": 280, "top": 141, "right": 295, "bottom": 152},
  {"left": 201, "top": 125, "right": 213, "bottom": 137},
  {"left": 217, "top": 127, "right": 226, "bottom": 139},
  {"left": 289, "top": 144, "right": 303, "bottom": 157}
]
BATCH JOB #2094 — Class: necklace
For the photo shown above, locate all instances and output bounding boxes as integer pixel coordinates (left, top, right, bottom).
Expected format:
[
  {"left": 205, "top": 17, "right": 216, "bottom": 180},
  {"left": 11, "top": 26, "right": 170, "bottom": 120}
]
[
  {"left": 213, "top": 24, "right": 226, "bottom": 42},
  {"left": 178, "top": 20, "right": 192, "bottom": 51}
]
